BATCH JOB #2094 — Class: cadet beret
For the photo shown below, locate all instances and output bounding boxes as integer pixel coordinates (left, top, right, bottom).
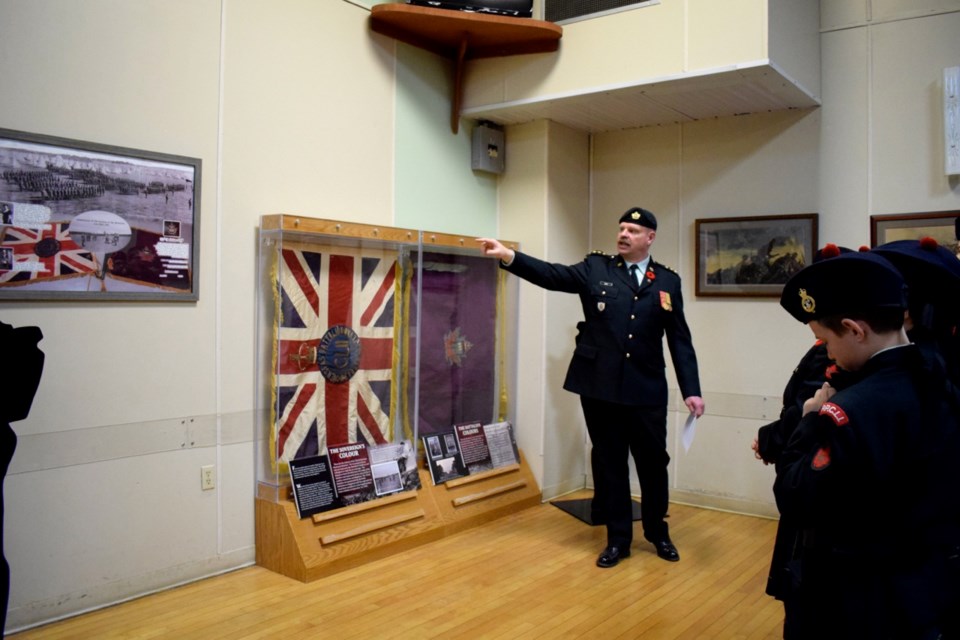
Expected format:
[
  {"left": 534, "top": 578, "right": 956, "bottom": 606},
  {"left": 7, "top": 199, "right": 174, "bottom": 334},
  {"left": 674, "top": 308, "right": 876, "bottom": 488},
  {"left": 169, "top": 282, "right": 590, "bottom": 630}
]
[
  {"left": 619, "top": 207, "right": 657, "bottom": 230},
  {"left": 871, "top": 237, "right": 960, "bottom": 303},
  {"left": 780, "top": 251, "right": 906, "bottom": 323},
  {"left": 812, "top": 243, "right": 853, "bottom": 263}
]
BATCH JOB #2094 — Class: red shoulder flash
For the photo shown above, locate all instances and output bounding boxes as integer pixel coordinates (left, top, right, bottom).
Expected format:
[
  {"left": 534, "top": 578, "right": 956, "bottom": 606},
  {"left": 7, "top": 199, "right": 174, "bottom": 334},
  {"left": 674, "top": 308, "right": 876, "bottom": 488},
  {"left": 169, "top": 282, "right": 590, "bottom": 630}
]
[
  {"left": 825, "top": 364, "right": 838, "bottom": 380},
  {"left": 812, "top": 446, "right": 831, "bottom": 470},
  {"left": 820, "top": 402, "right": 849, "bottom": 426}
]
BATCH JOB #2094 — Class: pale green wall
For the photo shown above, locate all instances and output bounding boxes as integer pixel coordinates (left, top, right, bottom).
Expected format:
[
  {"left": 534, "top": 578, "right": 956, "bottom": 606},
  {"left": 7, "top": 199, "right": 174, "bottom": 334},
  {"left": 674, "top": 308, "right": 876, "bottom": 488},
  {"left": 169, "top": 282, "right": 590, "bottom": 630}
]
[{"left": 394, "top": 45, "right": 499, "bottom": 237}]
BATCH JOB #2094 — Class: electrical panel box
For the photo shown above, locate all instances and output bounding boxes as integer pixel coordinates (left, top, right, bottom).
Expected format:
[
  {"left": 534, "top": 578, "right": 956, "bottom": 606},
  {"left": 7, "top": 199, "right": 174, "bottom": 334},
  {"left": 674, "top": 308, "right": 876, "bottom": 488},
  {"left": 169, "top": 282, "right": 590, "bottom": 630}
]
[{"left": 471, "top": 123, "right": 505, "bottom": 175}]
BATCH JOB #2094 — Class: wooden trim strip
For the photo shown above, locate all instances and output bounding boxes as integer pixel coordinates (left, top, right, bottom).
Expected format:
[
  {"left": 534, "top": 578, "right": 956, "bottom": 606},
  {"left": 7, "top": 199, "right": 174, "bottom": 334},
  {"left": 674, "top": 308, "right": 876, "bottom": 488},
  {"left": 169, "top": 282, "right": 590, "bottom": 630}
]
[
  {"left": 452, "top": 480, "right": 527, "bottom": 507},
  {"left": 319, "top": 509, "right": 426, "bottom": 545},
  {"left": 445, "top": 463, "right": 520, "bottom": 488},
  {"left": 312, "top": 489, "right": 418, "bottom": 524}
]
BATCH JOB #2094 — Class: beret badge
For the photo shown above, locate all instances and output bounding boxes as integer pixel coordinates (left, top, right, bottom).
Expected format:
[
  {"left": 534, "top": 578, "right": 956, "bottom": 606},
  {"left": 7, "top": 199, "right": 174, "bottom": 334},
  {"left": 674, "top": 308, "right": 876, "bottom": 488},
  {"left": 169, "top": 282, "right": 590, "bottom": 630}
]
[
  {"left": 799, "top": 288, "right": 816, "bottom": 314},
  {"left": 631, "top": 212, "right": 640, "bottom": 220}
]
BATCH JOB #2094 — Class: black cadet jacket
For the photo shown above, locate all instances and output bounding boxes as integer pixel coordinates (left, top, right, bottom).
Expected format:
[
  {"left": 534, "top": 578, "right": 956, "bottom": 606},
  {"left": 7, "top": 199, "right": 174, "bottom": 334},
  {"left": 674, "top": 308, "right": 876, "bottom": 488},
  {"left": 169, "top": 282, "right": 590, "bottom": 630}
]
[
  {"left": 503, "top": 250, "right": 701, "bottom": 407},
  {"left": 773, "top": 344, "right": 960, "bottom": 554}
]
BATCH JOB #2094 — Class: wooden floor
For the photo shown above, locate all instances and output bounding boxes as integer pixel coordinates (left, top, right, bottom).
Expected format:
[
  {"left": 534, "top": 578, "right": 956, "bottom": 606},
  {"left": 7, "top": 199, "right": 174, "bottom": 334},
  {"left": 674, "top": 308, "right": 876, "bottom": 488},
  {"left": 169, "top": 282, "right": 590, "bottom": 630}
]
[{"left": 10, "top": 494, "right": 786, "bottom": 639}]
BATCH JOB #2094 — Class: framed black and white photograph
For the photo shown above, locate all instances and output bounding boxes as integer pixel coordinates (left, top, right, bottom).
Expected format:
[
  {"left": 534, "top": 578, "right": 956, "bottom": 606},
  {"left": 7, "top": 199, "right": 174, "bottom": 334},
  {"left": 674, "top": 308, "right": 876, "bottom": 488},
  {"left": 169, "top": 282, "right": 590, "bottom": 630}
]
[
  {"left": 870, "top": 211, "right": 959, "bottom": 253},
  {"left": 0, "top": 127, "right": 201, "bottom": 301},
  {"left": 695, "top": 214, "right": 818, "bottom": 298}
]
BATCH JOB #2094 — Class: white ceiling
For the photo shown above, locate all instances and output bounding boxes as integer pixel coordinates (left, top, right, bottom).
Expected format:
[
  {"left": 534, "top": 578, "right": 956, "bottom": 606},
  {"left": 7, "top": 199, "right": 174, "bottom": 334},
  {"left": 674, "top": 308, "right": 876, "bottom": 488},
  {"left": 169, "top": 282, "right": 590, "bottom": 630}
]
[{"left": 461, "top": 63, "right": 821, "bottom": 133}]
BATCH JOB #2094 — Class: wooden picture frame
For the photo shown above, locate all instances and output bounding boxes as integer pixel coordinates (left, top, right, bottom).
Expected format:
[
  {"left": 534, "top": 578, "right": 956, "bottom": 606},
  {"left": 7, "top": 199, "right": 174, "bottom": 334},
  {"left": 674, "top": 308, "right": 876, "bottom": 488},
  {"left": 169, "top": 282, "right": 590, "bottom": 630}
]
[
  {"left": 695, "top": 214, "right": 818, "bottom": 297},
  {"left": 0, "top": 127, "right": 201, "bottom": 301},
  {"left": 870, "top": 211, "right": 959, "bottom": 250}
]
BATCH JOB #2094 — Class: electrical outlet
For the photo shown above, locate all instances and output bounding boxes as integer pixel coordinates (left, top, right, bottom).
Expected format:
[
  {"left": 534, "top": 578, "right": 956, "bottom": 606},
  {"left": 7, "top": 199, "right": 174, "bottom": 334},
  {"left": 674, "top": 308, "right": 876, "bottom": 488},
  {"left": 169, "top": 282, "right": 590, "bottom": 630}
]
[{"left": 201, "top": 465, "right": 215, "bottom": 491}]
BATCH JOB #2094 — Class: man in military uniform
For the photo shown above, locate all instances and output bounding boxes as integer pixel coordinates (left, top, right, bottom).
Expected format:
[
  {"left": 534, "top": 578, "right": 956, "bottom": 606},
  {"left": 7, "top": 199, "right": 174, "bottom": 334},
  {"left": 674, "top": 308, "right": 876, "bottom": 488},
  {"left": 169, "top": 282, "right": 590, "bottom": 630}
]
[
  {"left": 775, "top": 251, "right": 960, "bottom": 638},
  {"left": 478, "top": 206, "right": 705, "bottom": 568}
]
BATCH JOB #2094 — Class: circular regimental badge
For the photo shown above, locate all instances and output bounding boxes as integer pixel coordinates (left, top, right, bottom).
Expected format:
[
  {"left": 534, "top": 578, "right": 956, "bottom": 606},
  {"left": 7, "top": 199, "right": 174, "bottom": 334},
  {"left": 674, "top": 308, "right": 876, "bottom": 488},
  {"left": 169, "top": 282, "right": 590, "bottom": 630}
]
[
  {"left": 34, "top": 237, "right": 61, "bottom": 258},
  {"left": 317, "top": 324, "right": 361, "bottom": 383}
]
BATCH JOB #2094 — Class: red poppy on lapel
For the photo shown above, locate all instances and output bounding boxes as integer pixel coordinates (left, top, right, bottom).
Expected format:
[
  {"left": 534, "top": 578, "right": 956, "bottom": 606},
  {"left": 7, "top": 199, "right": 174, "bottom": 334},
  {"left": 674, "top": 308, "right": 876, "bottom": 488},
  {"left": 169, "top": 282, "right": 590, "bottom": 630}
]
[{"left": 645, "top": 269, "right": 656, "bottom": 281}]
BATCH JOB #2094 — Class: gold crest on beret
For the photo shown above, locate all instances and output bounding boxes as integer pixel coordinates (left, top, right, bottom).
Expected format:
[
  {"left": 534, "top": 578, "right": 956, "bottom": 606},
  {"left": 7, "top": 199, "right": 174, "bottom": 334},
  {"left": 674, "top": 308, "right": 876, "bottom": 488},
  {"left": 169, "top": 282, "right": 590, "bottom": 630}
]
[{"left": 799, "top": 288, "right": 816, "bottom": 314}]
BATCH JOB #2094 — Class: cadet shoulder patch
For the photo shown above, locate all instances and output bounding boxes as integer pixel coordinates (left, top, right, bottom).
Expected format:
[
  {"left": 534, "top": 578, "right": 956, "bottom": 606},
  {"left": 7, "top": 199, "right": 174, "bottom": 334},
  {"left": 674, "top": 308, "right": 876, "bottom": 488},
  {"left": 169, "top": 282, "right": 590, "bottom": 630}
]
[
  {"left": 819, "top": 402, "right": 849, "bottom": 426},
  {"left": 811, "top": 446, "right": 831, "bottom": 470}
]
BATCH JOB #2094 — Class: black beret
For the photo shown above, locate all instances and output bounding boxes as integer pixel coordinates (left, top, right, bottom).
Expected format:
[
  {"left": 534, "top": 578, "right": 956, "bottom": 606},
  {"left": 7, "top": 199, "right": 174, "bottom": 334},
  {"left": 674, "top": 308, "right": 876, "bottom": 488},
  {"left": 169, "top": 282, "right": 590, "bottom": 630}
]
[
  {"left": 780, "top": 251, "right": 906, "bottom": 323},
  {"left": 619, "top": 207, "right": 657, "bottom": 230},
  {"left": 812, "top": 243, "right": 854, "bottom": 263},
  {"left": 871, "top": 238, "right": 960, "bottom": 305}
]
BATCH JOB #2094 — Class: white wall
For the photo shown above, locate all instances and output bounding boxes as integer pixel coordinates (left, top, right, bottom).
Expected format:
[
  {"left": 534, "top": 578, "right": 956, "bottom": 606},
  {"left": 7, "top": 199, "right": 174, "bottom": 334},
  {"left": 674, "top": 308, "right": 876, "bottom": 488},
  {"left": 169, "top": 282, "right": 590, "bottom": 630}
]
[
  {"left": 0, "top": 0, "right": 438, "bottom": 632},
  {"left": 465, "top": 0, "right": 773, "bottom": 109},
  {"left": 500, "top": 2, "right": 960, "bottom": 516},
  {"left": 3, "top": 0, "right": 959, "bottom": 632},
  {"left": 543, "top": 122, "right": 590, "bottom": 497},
  {"left": 1, "top": 0, "right": 228, "bottom": 630}
]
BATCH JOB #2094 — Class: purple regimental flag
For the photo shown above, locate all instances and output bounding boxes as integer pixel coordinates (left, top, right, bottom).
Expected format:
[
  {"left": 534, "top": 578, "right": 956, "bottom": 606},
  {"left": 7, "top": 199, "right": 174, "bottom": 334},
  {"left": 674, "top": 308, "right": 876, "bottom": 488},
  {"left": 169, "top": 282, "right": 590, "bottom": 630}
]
[{"left": 411, "top": 252, "right": 499, "bottom": 436}]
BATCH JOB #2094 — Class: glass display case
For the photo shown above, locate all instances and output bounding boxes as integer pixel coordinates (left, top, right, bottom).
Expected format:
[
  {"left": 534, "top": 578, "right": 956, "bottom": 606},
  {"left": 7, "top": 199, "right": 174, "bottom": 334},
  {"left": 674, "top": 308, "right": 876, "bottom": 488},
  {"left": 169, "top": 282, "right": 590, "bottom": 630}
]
[{"left": 255, "top": 214, "right": 519, "bottom": 504}]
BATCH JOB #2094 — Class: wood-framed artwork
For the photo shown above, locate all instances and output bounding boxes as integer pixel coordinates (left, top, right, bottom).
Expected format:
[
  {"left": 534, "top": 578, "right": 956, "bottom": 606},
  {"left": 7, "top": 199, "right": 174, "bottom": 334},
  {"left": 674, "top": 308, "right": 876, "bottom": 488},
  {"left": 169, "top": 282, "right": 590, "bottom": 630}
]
[
  {"left": 0, "top": 127, "right": 201, "bottom": 301},
  {"left": 695, "top": 213, "right": 818, "bottom": 298},
  {"left": 870, "top": 211, "right": 959, "bottom": 251}
]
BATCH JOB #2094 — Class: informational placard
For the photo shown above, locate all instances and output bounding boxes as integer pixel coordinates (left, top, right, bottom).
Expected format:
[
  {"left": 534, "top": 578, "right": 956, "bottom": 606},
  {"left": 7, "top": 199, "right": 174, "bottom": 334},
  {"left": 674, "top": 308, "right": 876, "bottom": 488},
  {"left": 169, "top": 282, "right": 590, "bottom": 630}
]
[
  {"left": 424, "top": 421, "right": 519, "bottom": 485},
  {"left": 288, "top": 455, "right": 337, "bottom": 519},
  {"left": 455, "top": 421, "right": 493, "bottom": 474},
  {"left": 289, "top": 439, "right": 422, "bottom": 518},
  {"left": 423, "top": 431, "right": 467, "bottom": 485},
  {"left": 328, "top": 442, "right": 376, "bottom": 506},
  {"left": 482, "top": 421, "right": 519, "bottom": 468},
  {"left": 369, "top": 440, "right": 421, "bottom": 496}
]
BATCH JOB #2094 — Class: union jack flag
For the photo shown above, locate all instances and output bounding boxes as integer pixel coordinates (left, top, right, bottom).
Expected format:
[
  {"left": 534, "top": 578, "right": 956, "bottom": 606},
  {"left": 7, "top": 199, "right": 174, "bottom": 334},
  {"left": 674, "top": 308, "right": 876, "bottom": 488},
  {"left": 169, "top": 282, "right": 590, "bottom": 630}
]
[
  {"left": 272, "top": 244, "right": 399, "bottom": 465},
  {"left": 0, "top": 223, "right": 96, "bottom": 283}
]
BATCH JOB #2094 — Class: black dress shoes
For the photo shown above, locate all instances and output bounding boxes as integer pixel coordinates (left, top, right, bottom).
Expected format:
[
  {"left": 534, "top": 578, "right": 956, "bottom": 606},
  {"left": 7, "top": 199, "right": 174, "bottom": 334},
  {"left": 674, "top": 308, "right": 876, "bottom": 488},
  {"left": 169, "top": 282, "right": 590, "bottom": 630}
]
[
  {"left": 596, "top": 545, "right": 630, "bottom": 568},
  {"left": 650, "top": 538, "right": 680, "bottom": 562}
]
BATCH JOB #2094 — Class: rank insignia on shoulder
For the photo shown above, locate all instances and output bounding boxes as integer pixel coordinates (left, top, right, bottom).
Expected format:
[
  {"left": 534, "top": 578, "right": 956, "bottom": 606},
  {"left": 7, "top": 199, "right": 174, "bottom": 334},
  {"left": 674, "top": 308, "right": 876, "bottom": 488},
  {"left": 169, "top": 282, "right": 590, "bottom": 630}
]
[
  {"left": 819, "top": 402, "right": 849, "bottom": 426},
  {"left": 654, "top": 261, "right": 677, "bottom": 274},
  {"left": 588, "top": 250, "right": 608, "bottom": 257},
  {"left": 660, "top": 291, "right": 672, "bottom": 311}
]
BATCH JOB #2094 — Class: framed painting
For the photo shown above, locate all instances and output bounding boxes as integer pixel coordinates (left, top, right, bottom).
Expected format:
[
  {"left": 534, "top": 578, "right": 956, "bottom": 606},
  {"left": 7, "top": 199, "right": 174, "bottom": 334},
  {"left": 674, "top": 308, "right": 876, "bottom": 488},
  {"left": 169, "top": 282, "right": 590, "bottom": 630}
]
[
  {"left": 870, "top": 211, "right": 959, "bottom": 252},
  {"left": 695, "top": 214, "right": 818, "bottom": 297},
  {"left": 0, "top": 127, "right": 201, "bottom": 301}
]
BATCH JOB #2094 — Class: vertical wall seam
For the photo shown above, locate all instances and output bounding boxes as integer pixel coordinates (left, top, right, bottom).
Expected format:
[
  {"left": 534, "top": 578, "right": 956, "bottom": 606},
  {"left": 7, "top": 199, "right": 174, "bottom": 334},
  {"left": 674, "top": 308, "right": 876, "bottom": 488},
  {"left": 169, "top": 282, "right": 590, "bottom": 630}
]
[{"left": 215, "top": 0, "right": 227, "bottom": 556}]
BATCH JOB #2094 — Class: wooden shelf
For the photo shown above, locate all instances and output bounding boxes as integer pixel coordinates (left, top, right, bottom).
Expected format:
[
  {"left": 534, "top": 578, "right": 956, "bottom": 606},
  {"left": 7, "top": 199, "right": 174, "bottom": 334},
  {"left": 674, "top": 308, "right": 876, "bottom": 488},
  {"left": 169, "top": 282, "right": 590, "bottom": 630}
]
[{"left": 369, "top": 4, "right": 562, "bottom": 133}]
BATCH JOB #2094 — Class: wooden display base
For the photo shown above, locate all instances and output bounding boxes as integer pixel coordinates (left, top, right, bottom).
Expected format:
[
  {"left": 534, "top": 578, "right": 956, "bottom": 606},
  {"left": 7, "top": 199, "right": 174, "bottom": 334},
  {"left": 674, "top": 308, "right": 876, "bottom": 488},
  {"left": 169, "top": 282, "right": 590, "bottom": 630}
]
[{"left": 255, "top": 451, "right": 541, "bottom": 582}]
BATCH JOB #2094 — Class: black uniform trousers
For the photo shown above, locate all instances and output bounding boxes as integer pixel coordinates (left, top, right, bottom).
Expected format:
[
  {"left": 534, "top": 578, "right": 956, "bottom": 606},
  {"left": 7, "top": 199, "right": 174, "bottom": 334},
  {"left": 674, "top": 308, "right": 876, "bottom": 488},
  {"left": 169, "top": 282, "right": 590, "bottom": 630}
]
[{"left": 581, "top": 396, "right": 669, "bottom": 548}]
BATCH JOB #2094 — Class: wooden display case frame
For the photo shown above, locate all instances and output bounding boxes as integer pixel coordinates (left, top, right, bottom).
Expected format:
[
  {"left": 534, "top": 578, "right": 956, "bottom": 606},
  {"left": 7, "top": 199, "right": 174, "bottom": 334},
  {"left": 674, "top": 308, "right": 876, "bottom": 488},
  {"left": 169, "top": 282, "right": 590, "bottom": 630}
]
[{"left": 255, "top": 214, "right": 536, "bottom": 582}]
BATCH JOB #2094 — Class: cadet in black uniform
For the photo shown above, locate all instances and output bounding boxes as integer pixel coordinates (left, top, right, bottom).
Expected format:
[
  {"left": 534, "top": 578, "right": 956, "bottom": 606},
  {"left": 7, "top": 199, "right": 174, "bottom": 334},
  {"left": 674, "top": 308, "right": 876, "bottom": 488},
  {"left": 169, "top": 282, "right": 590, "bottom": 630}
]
[
  {"left": 775, "top": 251, "right": 960, "bottom": 639},
  {"left": 1, "top": 322, "right": 45, "bottom": 633},
  {"left": 753, "top": 244, "right": 854, "bottom": 638},
  {"left": 478, "top": 207, "right": 705, "bottom": 568},
  {"left": 872, "top": 236, "right": 960, "bottom": 384}
]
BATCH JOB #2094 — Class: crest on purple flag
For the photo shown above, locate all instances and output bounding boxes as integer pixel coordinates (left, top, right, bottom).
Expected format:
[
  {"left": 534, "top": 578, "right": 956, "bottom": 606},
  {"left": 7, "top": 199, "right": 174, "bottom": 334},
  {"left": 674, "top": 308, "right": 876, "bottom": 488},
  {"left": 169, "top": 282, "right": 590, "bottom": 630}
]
[{"left": 411, "top": 252, "right": 499, "bottom": 437}]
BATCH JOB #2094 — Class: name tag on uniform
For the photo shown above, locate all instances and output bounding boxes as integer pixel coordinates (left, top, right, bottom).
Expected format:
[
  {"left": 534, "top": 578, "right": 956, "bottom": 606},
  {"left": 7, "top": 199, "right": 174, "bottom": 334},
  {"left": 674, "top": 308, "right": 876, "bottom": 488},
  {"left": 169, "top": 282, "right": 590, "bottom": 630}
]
[
  {"left": 660, "top": 291, "right": 672, "bottom": 311},
  {"left": 600, "top": 281, "right": 614, "bottom": 287}
]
